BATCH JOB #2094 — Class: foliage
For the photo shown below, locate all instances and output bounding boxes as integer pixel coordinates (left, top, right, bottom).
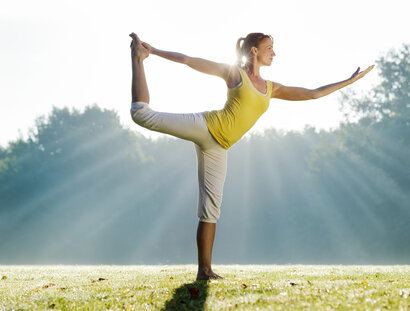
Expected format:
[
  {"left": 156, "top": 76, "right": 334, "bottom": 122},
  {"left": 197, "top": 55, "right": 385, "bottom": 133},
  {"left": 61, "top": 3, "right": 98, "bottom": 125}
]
[
  {"left": 310, "top": 44, "right": 410, "bottom": 192},
  {"left": 306, "top": 44, "right": 410, "bottom": 260},
  {"left": 340, "top": 43, "right": 410, "bottom": 123}
]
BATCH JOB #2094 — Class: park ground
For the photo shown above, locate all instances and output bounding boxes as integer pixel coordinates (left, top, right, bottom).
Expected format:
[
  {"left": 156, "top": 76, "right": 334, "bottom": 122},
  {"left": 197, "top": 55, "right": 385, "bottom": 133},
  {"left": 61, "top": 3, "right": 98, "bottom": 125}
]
[{"left": 0, "top": 265, "right": 409, "bottom": 310}]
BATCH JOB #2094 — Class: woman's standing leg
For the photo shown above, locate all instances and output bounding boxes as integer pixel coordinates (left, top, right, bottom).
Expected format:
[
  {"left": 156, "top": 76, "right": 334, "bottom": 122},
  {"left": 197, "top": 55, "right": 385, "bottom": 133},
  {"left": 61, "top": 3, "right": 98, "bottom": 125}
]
[
  {"left": 195, "top": 140, "right": 227, "bottom": 280},
  {"left": 197, "top": 222, "right": 220, "bottom": 279}
]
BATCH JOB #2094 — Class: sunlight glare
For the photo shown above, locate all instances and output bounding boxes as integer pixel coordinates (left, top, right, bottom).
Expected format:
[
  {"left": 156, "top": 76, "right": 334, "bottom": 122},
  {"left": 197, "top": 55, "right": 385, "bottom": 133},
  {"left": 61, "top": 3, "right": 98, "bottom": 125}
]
[{"left": 241, "top": 56, "right": 247, "bottom": 65}]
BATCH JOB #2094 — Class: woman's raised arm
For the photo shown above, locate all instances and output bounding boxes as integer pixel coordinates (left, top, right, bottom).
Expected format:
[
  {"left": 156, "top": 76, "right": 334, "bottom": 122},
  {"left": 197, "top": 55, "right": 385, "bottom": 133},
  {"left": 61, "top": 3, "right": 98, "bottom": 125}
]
[
  {"left": 143, "top": 42, "right": 234, "bottom": 82},
  {"left": 271, "top": 65, "right": 375, "bottom": 101}
]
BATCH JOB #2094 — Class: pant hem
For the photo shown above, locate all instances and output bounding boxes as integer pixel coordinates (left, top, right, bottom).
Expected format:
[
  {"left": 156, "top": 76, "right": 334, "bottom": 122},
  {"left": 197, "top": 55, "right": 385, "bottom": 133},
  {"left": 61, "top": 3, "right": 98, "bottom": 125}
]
[{"left": 198, "top": 218, "right": 217, "bottom": 223}]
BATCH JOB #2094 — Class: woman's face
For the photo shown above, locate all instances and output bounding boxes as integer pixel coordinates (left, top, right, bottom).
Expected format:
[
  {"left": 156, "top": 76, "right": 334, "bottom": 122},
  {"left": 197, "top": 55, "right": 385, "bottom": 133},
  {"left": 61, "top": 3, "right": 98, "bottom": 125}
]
[{"left": 255, "top": 37, "right": 275, "bottom": 66}]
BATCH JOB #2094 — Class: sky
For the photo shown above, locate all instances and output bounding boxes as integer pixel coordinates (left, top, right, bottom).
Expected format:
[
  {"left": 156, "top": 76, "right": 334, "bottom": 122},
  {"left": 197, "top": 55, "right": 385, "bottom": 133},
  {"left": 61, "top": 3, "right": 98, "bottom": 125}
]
[{"left": 1, "top": 0, "right": 409, "bottom": 147}]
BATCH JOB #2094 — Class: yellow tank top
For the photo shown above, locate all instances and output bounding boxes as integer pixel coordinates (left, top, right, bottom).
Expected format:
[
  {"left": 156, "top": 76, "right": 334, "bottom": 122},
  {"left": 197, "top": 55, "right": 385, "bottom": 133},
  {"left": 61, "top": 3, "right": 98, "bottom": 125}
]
[{"left": 204, "top": 67, "right": 272, "bottom": 149}]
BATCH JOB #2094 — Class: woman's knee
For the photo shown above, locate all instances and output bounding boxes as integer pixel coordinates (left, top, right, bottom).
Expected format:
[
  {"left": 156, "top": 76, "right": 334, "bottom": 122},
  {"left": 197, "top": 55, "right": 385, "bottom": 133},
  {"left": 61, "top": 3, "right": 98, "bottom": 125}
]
[
  {"left": 130, "top": 102, "right": 154, "bottom": 129},
  {"left": 197, "top": 191, "right": 222, "bottom": 223}
]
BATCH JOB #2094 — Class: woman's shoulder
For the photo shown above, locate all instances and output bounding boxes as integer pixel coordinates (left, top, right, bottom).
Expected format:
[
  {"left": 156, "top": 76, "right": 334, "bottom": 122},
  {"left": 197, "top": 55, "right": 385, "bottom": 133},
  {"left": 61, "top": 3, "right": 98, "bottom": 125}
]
[{"left": 226, "top": 65, "right": 242, "bottom": 88}]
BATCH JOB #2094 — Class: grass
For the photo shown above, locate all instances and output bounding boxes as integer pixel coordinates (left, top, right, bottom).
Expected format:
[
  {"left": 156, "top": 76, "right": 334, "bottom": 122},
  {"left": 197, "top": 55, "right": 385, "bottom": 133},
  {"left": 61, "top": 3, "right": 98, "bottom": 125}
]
[{"left": 0, "top": 265, "right": 409, "bottom": 310}]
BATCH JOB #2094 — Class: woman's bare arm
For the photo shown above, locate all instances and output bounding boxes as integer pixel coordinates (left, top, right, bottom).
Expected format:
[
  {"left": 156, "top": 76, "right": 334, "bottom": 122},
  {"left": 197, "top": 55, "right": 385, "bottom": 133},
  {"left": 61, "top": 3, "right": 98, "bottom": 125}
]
[
  {"left": 142, "top": 42, "right": 238, "bottom": 84},
  {"left": 271, "top": 65, "right": 375, "bottom": 101}
]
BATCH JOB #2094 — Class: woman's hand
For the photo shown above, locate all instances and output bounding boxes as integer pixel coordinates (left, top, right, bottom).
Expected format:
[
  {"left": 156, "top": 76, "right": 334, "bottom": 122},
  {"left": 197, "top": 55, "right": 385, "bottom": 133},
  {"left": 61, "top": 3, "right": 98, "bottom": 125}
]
[
  {"left": 348, "top": 65, "right": 375, "bottom": 84},
  {"left": 141, "top": 42, "right": 153, "bottom": 53},
  {"left": 141, "top": 42, "right": 163, "bottom": 56}
]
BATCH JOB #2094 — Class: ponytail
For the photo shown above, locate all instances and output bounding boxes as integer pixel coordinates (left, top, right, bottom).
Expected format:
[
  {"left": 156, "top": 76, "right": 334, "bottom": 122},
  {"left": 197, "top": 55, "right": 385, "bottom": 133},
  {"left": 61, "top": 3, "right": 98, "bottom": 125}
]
[{"left": 236, "top": 37, "right": 246, "bottom": 67}]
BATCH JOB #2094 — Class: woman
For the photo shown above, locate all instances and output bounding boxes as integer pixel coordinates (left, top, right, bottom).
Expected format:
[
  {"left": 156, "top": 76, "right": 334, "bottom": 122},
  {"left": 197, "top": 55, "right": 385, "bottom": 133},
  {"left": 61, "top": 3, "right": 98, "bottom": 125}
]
[{"left": 129, "top": 32, "right": 373, "bottom": 280}]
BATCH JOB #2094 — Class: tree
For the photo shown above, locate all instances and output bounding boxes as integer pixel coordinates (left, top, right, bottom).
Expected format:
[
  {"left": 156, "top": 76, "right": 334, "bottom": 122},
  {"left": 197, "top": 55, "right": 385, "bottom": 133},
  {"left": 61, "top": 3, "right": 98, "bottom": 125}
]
[
  {"left": 307, "top": 44, "right": 410, "bottom": 261},
  {"left": 340, "top": 44, "right": 409, "bottom": 123}
]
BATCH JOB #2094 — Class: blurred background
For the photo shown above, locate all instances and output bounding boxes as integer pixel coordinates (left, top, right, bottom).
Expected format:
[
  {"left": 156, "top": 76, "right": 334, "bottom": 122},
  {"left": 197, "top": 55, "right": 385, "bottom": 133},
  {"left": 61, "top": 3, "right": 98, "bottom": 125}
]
[{"left": 0, "top": 0, "right": 409, "bottom": 264}]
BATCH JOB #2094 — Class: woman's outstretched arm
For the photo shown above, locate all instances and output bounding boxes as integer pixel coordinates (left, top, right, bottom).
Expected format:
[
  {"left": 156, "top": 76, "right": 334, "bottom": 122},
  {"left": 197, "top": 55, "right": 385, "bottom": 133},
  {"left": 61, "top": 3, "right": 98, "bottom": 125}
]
[
  {"left": 142, "top": 42, "right": 236, "bottom": 83},
  {"left": 271, "top": 65, "right": 375, "bottom": 101}
]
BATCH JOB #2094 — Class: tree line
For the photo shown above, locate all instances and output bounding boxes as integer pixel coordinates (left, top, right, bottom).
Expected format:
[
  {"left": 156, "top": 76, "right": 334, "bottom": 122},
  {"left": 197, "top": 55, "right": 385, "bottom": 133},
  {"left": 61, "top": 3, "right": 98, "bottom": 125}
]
[{"left": 0, "top": 44, "right": 408, "bottom": 264}]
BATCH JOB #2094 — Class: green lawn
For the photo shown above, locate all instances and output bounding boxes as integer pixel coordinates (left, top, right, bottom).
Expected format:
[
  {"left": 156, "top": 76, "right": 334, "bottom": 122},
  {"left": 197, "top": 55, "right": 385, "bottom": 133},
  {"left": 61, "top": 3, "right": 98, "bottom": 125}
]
[{"left": 0, "top": 265, "right": 409, "bottom": 310}]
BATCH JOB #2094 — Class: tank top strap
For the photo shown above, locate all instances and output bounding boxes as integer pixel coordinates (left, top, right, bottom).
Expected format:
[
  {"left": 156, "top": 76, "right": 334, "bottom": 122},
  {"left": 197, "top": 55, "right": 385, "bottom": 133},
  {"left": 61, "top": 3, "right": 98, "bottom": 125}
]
[
  {"left": 237, "top": 67, "right": 247, "bottom": 86},
  {"left": 267, "top": 80, "right": 273, "bottom": 97}
]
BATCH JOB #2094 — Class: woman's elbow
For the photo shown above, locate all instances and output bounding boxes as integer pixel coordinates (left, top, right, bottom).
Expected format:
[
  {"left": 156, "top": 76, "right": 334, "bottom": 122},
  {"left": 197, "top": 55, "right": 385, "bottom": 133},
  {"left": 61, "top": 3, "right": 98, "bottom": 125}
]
[
  {"left": 180, "top": 54, "right": 190, "bottom": 65},
  {"left": 311, "top": 89, "right": 322, "bottom": 100}
]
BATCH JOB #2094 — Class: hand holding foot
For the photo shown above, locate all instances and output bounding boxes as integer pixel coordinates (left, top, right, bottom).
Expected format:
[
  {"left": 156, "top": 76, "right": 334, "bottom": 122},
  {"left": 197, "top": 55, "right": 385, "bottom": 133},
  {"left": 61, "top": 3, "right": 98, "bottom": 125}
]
[{"left": 129, "top": 33, "right": 149, "bottom": 61}]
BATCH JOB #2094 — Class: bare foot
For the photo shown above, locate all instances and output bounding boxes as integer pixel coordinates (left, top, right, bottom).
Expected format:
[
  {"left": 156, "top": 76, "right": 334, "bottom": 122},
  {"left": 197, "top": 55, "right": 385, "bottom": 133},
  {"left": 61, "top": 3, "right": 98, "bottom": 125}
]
[
  {"left": 129, "top": 33, "right": 149, "bottom": 61},
  {"left": 196, "top": 268, "right": 224, "bottom": 280}
]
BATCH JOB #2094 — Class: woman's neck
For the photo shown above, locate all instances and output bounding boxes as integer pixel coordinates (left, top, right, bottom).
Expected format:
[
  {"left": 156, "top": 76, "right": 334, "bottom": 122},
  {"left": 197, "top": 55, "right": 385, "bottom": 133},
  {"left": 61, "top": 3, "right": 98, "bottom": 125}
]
[{"left": 246, "top": 64, "right": 262, "bottom": 79}]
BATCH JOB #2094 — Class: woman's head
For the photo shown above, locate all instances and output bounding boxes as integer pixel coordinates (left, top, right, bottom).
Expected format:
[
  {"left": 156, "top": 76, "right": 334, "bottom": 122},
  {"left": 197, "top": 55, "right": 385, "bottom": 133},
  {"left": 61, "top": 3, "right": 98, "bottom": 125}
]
[{"left": 236, "top": 33, "right": 274, "bottom": 70}]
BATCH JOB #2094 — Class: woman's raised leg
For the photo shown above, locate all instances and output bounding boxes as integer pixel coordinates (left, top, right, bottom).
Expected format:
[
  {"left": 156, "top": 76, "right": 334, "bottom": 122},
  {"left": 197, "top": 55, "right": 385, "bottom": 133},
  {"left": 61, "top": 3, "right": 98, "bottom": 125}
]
[
  {"left": 130, "top": 33, "right": 150, "bottom": 104},
  {"left": 129, "top": 33, "right": 212, "bottom": 145}
]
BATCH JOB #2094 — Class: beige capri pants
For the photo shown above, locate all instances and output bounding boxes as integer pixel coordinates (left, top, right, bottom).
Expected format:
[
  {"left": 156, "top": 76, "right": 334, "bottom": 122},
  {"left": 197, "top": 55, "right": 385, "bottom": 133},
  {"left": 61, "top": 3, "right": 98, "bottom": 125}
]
[{"left": 130, "top": 102, "right": 227, "bottom": 223}]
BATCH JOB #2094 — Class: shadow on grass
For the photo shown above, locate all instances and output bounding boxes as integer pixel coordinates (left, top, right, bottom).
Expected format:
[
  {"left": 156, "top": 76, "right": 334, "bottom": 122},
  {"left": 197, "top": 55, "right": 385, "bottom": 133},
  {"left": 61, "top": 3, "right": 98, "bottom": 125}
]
[{"left": 162, "top": 280, "right": 209, "bottom": 311}]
